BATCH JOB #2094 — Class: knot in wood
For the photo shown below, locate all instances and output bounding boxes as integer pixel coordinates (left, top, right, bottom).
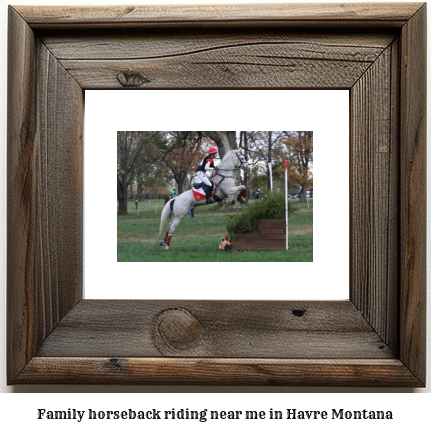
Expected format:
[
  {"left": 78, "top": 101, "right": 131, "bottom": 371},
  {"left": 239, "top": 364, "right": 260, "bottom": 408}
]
[
  {"left": 108, "top": 358, "right": 123, "bottom": 369},
  {"left": 116, "top": 71, "right": 150, "bottom": 87},
  {"left": 292, "top": 308, "right": 306, "bottom": 317},
  {"left": 155, "top": 308, "right": 203, "bottom": 351}
]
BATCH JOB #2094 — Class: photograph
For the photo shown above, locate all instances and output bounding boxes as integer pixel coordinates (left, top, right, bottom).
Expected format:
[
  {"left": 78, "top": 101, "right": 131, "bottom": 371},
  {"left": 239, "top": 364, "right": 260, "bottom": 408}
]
[{"left": 117, "top": 131, "right": 313, "bottom": 261}]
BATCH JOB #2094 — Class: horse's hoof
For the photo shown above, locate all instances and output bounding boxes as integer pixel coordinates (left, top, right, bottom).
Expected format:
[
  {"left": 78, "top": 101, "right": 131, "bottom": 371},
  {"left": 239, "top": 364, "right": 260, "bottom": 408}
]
[{"left": 159, "top": 240, "right": 169, "bottom": 250}]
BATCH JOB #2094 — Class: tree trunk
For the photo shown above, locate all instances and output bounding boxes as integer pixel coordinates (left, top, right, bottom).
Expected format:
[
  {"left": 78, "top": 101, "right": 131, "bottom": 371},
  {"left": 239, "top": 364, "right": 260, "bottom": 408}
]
[
  {"left": 177, "top": 178, "right": 184, "bottom": 194},
  {"left": 243, "top": 131, "right": 249, "bottom": 204},
  {"left": 300, "top": 183, "right": 307, "bottom": 202},
  {"left": 208, "top": 131, "right": 242, "bottom": 185},
  {"left": 267, "top": 131, "right": 273, "bottom": 191},
  {"left": 117, "top": 180, "right": 129, "bottom": 215},
  {"left": 118, "top": 188, "right": 129, "bottom": 214},
  {"left": 207, "top": 131, "right": 237, "bottom": 159}
]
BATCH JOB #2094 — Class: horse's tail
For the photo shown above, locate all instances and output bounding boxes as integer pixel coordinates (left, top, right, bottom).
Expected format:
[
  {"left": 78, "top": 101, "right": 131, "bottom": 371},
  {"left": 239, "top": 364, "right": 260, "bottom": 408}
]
[{"left": 159, "top": 200, "right": 173, "bottom": 236}]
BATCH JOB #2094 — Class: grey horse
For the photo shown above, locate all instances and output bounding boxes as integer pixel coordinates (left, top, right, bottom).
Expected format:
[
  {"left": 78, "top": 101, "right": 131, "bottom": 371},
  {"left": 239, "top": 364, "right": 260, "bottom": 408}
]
[{"left": 159, "top": 149, "right": 250, "bottom": 250}]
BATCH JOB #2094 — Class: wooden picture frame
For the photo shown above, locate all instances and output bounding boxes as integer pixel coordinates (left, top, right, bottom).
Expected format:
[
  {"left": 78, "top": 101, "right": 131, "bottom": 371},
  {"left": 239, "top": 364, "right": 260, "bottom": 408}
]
[{"left": 7, "top": 3, "right": 426, "bottom": 386}]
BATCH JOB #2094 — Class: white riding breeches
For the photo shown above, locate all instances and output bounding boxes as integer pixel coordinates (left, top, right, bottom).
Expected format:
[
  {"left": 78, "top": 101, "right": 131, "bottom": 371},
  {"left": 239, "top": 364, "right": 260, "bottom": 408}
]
[{"left": 197, "top": 171, "right": 212, "bottom": 187}]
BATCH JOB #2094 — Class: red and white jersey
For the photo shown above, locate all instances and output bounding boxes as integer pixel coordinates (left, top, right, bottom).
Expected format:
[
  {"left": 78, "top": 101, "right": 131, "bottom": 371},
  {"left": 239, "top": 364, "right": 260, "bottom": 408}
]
[{"left": 197, "top": 155, "right": 215, "bottom": 172}]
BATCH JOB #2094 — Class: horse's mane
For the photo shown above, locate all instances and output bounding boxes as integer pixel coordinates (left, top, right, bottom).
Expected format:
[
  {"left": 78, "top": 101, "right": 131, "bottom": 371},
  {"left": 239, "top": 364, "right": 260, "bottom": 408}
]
[
  {"left": 220, "top": 149, "right": 238, "bottom": 164},
  {"left": 222, "top": 149, "right": 237, "bottom": 158}
]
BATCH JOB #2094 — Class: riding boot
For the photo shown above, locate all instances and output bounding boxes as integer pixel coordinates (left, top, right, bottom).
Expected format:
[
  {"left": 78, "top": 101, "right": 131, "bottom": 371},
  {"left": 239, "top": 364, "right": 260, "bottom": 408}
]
[
  {"left": 206, "top": 192, "right": 214, "bottom": 204},
  {"left": 204, "top": 184, "right": 214, "bottom": 204}
]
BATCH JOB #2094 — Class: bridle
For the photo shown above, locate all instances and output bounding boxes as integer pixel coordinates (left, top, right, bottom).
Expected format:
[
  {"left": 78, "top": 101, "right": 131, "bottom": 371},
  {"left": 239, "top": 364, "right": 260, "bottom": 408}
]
[{"left": 234, "top": 151, "right": 249, "bottom": 171}]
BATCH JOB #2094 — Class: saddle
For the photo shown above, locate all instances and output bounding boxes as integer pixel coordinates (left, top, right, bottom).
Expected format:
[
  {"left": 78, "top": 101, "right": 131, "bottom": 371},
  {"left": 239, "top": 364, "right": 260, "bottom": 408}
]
[
  {"left": 192, "top": 181, "right": 219, "bottom": 201},
  {"left": 193, "top": 181, "right": 213, "bottom": 193}
]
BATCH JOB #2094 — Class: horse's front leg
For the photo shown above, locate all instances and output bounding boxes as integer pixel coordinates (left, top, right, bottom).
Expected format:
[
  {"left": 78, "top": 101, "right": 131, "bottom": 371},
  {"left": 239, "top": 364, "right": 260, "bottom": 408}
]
[
  {"left": 229, "top": 185, "right": 247, "bottom": 203},
  {"left": 229, "top": 185, "right": 245, "bottom": 194}
]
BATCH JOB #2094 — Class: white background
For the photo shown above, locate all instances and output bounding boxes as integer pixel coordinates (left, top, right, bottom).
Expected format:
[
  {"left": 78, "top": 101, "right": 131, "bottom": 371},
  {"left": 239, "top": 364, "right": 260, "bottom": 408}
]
[
  {"left": 0, "top": 0, "right": 429, "bottom": 426},
  {"left": 85, "top": 90, "right": 349, "bottom": 300}
]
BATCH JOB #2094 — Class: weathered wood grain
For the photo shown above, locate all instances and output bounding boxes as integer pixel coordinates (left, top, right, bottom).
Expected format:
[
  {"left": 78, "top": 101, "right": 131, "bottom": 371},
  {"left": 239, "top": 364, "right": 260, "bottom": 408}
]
[
  {"left": 36, "top": 300, "right": 393, "bottom": 359},
  {"left": 350, "top": 45, "right": 398, "bottom": 346},
  {"left": 15, "top": 357, "right": 422, "bottom": 386},
  {"left": 35, "top": 40, "right": 84, "bottom": 336},
  {"left": 59, "top": 57, "right": 370, "bottom": 89},
  {"left": 7, "top": 3, "right": 426, "bottom": 386},
  {"left": 16, "top": 3, "right": 423, "bottom": 29},
  {"left": 40, "top": 31, "right": 395, "bottom": 60},
  {"left": 7, "top": 6, "right": 83, "bottom": 383},
  {"left": 7, "top": 6, "right": 38, "bottom": 382},
  {"left": 42, "top": 31, "right": 395, "bottom": 89},
  {"left": 399, "top": 3, "right": 427, "bottom": 385}
]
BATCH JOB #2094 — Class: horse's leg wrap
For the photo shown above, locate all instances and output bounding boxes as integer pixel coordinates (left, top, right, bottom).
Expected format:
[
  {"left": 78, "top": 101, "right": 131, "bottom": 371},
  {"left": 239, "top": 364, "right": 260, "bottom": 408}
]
[
  {"left": 237, "top": 189, "right": 247, "bottom": 201},
  {"left": 164, "top": 232, "right": 172, "bottom": 245}
]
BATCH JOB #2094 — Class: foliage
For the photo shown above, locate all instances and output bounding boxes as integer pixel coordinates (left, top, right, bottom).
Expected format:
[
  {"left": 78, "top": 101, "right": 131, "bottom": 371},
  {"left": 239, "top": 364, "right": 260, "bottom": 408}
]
[
  {"left": 225, "top": 209, "right": 254, "bottom": 234},
  {"left": 118, "top": 130, "right": 313, "bottom": 213},
  {"left": 117, "top": 131, "right": 151, "bottom": 214},
  {"left": 275, "top": 131, "right": 313, "bottom": 193},
  {"left": 226, "top": 191, "right": 296, "bottom": 234},
  {"left": 118, "top": 131, "right": 220, "bottom": 199},
  {"left": 159, "top": 132, "right": 212, "bottom": 194}
]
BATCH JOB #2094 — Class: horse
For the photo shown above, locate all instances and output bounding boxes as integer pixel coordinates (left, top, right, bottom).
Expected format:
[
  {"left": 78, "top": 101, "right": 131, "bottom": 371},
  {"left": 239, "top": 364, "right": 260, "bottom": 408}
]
[{"left": 158, "top": 149, "right": 250, "bottom": 250}]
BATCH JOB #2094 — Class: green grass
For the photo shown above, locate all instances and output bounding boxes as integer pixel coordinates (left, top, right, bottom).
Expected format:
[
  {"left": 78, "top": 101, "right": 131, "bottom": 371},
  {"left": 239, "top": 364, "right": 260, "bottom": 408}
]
[{"left": 117, "top": 198, "right": 313, "bottom": 262}]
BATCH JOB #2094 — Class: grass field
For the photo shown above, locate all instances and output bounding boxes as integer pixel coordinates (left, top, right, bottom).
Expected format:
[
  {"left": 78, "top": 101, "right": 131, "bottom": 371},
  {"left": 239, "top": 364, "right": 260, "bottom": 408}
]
[{"left": 117, "top": 198, "right": 313, "bottom": 262}]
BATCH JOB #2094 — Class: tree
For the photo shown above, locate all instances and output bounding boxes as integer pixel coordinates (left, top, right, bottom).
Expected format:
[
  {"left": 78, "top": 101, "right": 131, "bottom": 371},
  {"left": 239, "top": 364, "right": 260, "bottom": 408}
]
[
  {"left": 239, "top": 131, "right": 250, "bottom": 203},
  {"left": 117, "top": 131, "right": 312, "bottom": 212},
  {"left": 235, "top": 131, "right": 313, "bottom": 198},
  {"left": 117, "top": 131, "right": 148, "bottom": 215},
  {"left": 133, "top": 131, "right": 170, "bottom": 199},
  {"left": 281, "top": 131, "right": 313, "bottom": 200},
  {"left": 239, "top": 131, "right": 286, "bottom": 192},
  {"left": 207, "top": 131, "right": 242, "bottom": 186},
  {"left": 160, "top": 132, "right": 208, "bottom": 194},
  {"left": 119, "top": 131, "right": 199, "bottom": 207},
  {"left": 207, "top": 131, "right": 237, "bottom": 158}
]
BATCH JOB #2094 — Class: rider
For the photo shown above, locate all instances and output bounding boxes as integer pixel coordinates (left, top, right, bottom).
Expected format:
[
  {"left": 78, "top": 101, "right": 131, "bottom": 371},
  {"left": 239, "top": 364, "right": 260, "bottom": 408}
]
[{"left": 196, "top": 147, "right": 219, "bottom": 203}]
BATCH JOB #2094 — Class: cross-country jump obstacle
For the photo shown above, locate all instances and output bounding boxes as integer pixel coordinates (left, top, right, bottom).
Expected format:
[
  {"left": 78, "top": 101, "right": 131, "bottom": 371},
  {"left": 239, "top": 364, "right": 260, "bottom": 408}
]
[{"left": 158, "top": 149, "right": 250, "bottom": 250}]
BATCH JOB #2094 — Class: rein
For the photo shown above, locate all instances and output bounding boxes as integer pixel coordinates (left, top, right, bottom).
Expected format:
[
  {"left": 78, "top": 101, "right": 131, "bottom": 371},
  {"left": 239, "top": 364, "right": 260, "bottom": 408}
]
[
  {"left": 211, "top": 171, "right": 232, "bottom": 188},
  {"left": 210, "top": 151, "right": 248, "bottom": 188}
]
